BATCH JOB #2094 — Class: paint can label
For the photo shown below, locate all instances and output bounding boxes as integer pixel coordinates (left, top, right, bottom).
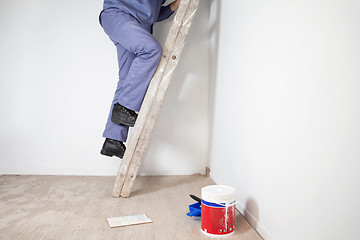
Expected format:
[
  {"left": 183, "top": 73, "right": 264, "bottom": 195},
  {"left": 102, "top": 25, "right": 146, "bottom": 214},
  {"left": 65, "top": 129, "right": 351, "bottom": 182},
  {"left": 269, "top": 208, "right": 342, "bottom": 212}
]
[{"left": 201, "top": 200, "right": 235, "bottom": 235}]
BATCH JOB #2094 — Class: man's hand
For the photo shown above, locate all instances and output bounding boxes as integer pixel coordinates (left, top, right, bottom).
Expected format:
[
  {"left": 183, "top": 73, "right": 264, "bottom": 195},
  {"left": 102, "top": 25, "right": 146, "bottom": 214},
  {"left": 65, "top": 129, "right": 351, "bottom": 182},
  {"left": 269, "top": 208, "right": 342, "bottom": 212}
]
[{"left": 170, "top": 0, "right": 181, "bottom": 12}]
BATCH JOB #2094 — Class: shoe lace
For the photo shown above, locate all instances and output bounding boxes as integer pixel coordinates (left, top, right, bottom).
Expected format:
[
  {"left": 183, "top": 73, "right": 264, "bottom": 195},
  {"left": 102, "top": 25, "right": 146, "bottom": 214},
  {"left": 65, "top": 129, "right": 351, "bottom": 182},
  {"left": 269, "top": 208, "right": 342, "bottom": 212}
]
[
  {"left": 116, "top": 140, "right": 125, "bottom": 151},
  {"left": 122, "top": 106, "right": 137, "bottom": 117}
]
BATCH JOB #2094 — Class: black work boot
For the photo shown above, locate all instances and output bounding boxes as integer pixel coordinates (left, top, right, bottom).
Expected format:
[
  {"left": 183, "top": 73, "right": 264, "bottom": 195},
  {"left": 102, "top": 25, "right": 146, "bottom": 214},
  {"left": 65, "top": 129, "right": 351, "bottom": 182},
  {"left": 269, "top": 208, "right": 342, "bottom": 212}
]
[
  {"left": 111, "top": 103, "right": 138, "bottom": 127},
  {"left": 100, "top": 138, "right": 126, "bottom": 159}
]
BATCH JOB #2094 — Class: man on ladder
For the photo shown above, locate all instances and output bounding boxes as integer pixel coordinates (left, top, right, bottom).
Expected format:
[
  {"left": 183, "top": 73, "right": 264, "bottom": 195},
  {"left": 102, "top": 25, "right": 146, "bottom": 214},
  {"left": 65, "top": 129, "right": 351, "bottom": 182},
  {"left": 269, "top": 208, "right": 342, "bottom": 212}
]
[{"left": 99, "top": 0, "right": 181, "bottom": 159}]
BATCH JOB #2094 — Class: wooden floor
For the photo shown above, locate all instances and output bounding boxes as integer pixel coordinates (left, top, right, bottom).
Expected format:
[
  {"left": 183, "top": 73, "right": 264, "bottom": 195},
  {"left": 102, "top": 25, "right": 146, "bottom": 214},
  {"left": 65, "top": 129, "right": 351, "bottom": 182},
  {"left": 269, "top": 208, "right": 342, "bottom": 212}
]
[{"left": 0, "top": 175, "right": 262, "bottom": 240}]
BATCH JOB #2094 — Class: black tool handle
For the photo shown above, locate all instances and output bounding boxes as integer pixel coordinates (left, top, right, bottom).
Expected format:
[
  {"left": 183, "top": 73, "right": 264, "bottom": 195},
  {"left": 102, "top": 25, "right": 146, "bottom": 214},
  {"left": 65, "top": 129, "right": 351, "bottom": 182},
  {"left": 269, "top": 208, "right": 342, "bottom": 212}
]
[{"left": 190, "top": 194, "right": 201, "bottom": 203}]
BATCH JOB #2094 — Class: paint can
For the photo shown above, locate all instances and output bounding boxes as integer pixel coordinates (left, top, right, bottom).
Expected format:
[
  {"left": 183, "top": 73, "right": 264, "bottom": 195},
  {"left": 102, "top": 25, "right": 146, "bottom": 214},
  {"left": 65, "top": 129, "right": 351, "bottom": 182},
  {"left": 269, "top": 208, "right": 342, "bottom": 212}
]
[{"left": 201, "top": 185, "right": 236, "bottom": 237}]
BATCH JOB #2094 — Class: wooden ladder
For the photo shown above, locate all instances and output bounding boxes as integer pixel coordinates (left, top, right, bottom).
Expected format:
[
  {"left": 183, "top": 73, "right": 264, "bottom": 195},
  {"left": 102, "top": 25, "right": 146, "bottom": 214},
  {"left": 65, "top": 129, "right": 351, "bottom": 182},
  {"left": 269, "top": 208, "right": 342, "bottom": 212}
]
[{"left": 112, "top": 0, "right": 200, "bottom": 198}]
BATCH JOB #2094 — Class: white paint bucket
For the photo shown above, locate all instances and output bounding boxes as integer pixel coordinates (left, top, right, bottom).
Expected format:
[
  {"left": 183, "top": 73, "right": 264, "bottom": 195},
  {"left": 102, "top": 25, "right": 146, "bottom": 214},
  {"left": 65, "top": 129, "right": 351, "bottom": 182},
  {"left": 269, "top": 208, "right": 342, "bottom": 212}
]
[{"left": 201, "top": 185, "right": 236, "bottom": 237}]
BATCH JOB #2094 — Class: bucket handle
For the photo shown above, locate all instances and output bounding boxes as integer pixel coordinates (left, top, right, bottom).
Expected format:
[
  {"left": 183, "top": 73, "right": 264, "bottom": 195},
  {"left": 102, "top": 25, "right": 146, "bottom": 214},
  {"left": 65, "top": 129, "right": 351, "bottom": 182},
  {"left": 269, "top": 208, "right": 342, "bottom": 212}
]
[
  {"left": 202, "top": 200, "right": 237, "bottom": 207},
  {"left": 217, "top": 200, "right": 237, "bottom": 207}
]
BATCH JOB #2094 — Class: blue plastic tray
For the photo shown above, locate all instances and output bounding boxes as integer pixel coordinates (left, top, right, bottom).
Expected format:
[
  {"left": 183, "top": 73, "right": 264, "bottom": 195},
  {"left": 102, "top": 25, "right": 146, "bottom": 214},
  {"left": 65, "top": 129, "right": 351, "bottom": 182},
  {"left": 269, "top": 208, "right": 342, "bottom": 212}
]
[{"left": 186, "top": 202, "right": 201, "bottom": 217}]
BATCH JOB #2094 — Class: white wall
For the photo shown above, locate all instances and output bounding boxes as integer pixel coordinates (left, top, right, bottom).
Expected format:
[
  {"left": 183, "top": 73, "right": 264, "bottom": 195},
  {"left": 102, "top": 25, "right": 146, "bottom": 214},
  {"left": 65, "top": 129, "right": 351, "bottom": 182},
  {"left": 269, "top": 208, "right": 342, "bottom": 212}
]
[
  {"left": 0, "top": 0, "right": 209, "bottom": 176},
  {"left": 209, "top": 0, "right": 360, "bottom": 239}
]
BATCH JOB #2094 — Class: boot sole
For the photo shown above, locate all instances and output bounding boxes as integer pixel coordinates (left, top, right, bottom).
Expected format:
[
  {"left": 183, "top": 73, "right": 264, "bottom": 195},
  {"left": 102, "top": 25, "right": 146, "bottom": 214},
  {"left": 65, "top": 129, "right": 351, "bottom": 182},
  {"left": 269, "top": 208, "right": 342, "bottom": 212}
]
[
  {"left": 111, "top": 116, "right": 136, "bottom": 127},
  {"left": 100, "top": 149, "right": 124, "bottom": 159}
]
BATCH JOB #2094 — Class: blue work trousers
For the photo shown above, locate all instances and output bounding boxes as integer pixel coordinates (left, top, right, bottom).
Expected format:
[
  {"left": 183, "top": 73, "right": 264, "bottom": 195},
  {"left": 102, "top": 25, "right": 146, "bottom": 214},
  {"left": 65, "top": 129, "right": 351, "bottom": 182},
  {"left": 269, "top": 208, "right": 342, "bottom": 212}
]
[{"left": 100, "top": 8, "right": 163, "bottom": 142}]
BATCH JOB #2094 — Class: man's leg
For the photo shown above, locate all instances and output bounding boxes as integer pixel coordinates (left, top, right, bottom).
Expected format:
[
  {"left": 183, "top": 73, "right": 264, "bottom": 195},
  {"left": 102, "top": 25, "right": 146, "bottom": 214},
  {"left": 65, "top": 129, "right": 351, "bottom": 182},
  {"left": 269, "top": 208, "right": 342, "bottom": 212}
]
[
  {"left": 101, "top": 44, "right": 132, "bottom": 158},
  {"left": 100, "top": 9, "right": 162, "bottom": 158}
]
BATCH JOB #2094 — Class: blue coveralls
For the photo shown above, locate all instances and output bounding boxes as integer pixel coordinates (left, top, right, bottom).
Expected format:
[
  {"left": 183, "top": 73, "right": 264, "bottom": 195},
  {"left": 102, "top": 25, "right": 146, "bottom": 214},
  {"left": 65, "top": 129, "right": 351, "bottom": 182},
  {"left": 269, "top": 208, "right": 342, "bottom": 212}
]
[{"left": 99, "top": 0, "right": 174, "bottom": 142}]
